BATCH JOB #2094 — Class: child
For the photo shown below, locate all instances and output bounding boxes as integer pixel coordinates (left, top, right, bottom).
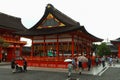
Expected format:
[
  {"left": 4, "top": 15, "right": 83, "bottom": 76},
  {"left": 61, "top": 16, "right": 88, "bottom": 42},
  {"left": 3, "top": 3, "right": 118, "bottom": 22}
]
[{"left": 68, "top": 61, "right": 73, "bottom": 77}]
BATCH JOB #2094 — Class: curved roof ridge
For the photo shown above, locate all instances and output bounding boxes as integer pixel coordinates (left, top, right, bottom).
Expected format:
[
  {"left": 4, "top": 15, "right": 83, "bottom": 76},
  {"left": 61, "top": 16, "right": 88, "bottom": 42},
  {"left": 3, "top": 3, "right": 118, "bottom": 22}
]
[
  {"left": 29, "top": 4, "right": 80, "bottom": 30},
  {"left": 0, "top": 12, "right": 21, "bottom": 20},
  {"left": 0, "top": 12, "right": 27, "bottom": 31},
  {"left": 46, "top": 4, "right": 80, "bottom": 26},
  {"left": 111, "top": 37, "right": 120, "bottom": 42},
  {"left": 16, "top": 4, "right": 103, "bottom": 42},
  {"left": 80, "top": 26, "right": 103, "bottom": 42}
]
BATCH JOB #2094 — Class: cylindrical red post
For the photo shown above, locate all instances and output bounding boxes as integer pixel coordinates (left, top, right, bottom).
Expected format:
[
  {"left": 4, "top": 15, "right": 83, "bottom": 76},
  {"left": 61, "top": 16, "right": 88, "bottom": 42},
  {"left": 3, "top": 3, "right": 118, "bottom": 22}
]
[{"left": 118, "top": 44, "right": 120, "bottom": 58}]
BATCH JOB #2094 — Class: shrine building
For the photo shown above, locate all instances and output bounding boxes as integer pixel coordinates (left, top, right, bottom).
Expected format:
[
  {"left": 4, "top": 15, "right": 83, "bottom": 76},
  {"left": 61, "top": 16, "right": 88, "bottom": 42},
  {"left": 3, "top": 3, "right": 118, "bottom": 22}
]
[
  {"left": 0, "top": 12, "right": 27, "bottom": 62},
  {"left": 111, "top": 38, "right": 120, "bottom": 58},
  {"left": 16, "top": 4, "right": 103, "bottom": 68}
]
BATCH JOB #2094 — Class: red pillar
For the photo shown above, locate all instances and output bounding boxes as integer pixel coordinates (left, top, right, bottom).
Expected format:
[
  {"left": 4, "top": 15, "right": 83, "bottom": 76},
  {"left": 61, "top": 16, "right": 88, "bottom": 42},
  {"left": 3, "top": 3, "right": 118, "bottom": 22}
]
[
  {"left": 13, "top": 44, "right": 16, "bottom": 58},
  {"left": 118, "top": 44, "right": 120, "bottom": 58},
  {"left": 43, "top": 36, "right": 46, "bottom": 56},
  {"left": 31, "top": 37, "right": 33, "bottom": 57},
  {"left": 71, "top": 35, "right": 74, "bottom": 58},
  {"left": 19, "top": 45, "right": 23, "bottom": 56},
  {"left": 56, "top": 35, "right": 59, "bottom": 57},
  {"left": 0, "top": 47, "right": 2, "bottom": 61},
  {"left": 76, "top": 43, "right": 78, "bottom": 55}
]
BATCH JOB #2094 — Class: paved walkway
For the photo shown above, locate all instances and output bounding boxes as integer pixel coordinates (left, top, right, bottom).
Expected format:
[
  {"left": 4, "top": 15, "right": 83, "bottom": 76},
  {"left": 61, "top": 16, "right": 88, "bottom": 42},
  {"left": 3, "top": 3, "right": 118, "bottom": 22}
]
[
  {"left": 0, "top": 62, "right": 10, "bottom": 65},
  {"left": 28, "top": 66, "right": 103, "bottom": 75},
  {"left": 0, "top": 62, "right": 109, "bottom": 76},
  {"left": 28, "top": 63, "right": 108, "bottom": 76}
]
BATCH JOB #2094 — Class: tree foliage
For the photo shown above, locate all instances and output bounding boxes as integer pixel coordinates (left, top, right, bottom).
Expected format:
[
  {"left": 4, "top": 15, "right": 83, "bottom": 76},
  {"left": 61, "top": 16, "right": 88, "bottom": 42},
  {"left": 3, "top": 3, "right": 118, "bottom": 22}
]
[
  {"left": 92, "top": 44, "right": 98, "bottom": 52},
  {"left": 96, "top": 42, "right": 111, "bottom": 57}
]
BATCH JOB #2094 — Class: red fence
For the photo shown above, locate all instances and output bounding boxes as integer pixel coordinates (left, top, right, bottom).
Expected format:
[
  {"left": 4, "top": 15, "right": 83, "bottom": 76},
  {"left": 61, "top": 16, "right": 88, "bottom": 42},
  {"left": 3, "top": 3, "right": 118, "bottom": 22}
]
[
  {"left": 23, "top": 56, "right": 96, "bottom": 68},
  {"left": 24, "top": 56, "right": 68, "bottom": 68}
]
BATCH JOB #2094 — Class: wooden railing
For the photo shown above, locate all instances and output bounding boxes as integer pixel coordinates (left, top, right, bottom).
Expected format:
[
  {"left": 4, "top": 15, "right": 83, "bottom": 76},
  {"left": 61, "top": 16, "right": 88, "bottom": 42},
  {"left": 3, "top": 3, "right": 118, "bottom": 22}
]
[
  {"left": 23, "top": 56, "right": 96, "bottom": 68},
  {"left": 23, "top": 56, "right": 69, "bottom": 68}
]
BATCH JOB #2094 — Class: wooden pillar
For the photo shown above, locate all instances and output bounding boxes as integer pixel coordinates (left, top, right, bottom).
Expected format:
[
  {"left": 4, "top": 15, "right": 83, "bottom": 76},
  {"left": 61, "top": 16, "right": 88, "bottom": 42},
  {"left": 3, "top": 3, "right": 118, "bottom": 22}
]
[
  {"left": 76, "top": 36, "right": 79, "bottom": 56},
  {"left": 13, "top": 44, "right": 16, "bottom": 58},
  {"left": 79, "top": 42, "right": 82, "bottom": 55},
  {"left": 61, "top": 43, "right": 64, "bottom": 57},
  {"left": 87, "top": 46, "right": 90, "bottom": 57},
  {"left": 86, "top": 41, "right": 91, "bottom": 56},
  {"left": 19, "top": 44, "right": 23, "bottom": 56},
  {"left": 118, "top": 43, "right": 120, "bottom": 58},
  {"left": 81, "top": 42, "right": 83, "bottom": 55},
  {"left": 84, "top": 41, "right": 87, "bottom": 55},
  {"left": 43, "top": 36, "right": 46, "bottom": 56},
  {"left": 0, "top": 47, "right": 2, "bottom": 61},
  {"left": 71, "top": 34, "right": 74, "bottom": 58},
  {"left": 56, "top": 35, "right": 59, "bottom": 57},
  {"left": 31, "top": 37, "right": 33, "bottom": 57}
]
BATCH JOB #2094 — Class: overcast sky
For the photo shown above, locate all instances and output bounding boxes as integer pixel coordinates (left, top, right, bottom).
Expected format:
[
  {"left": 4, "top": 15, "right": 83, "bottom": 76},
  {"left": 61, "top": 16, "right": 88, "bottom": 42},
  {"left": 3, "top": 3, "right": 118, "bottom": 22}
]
[{"left": 0, "top": 0, "right": 120, "bottom": 45}]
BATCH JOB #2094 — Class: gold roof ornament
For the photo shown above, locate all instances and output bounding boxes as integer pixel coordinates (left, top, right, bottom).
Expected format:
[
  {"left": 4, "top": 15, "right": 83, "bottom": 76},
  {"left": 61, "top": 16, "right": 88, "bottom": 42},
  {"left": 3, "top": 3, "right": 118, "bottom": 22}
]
[
  {"left": 47, "top": 4, "right": 51, "bottom": 8},
  {"left": 47, "top": 13, "right": 53, "bottom": 19}
]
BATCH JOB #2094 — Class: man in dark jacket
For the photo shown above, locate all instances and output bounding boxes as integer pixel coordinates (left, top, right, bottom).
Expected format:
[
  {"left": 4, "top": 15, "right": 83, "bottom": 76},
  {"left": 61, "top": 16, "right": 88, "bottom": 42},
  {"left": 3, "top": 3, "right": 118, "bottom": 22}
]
[
  {"left": 87, "top": 57, "right": 92, "bottom": 71},
  {"left": 23, "top": 59, "right": 27, "bottom": 72},
  {"left": 11, "top": 59, "right": 15, "bottom": 72}
]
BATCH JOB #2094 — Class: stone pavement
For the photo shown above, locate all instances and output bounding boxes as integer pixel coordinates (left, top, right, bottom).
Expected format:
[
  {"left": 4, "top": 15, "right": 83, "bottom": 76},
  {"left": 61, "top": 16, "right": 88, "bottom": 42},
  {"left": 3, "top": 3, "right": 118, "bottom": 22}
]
[
  {"left": 1, "top": 62, "right": 120, "bottom": 80},
  {"left": 28, "top": 63, "right": 108, "bottom": 76},
  {"left": 0, "top": 62, "right": 108, "bottom": 76},
  {"left": 0, "top": 62, "right": 10, "bottom": 65}
]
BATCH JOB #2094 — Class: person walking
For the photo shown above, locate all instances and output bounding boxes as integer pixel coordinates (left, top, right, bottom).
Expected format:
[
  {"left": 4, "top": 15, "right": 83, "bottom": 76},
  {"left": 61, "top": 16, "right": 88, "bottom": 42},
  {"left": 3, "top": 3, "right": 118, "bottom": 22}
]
[
  {"left": 108, "top": 56, "right": 112, "bottom": 66},
  {"left": 11, "top": 59, "right": 16, "bottom": 72},
  {"left": 116, "top": 56, "right": 119, "bottom": 63},
  {"left": 87, "top": 57, "right": 92, "bottom": 71},
  {"left": 77, "top": 55, "right": 83, "bottom": 75},
  {"left": 101, "top": 56, "right": 105, "bottom": 67},
  {"left": 95, "top": 56, "right": 99, "bottom": 66},
  {"left": 67, "top": 61, "right": 73, "bottom": 77},
  {"left": 72, "top": 58, "right": 77, "bottom": 71},
  {"left": 23, "top": 59, "right": 27, "bottom": 72}
]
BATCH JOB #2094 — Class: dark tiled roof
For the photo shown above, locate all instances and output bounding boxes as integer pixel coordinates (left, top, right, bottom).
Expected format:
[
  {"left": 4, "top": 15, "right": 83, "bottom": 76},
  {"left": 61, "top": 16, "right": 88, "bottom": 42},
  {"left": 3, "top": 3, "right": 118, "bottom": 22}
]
[
  {"left": 0, "top": 12, "right": 27, "bottom": 31},
  {"left": 29, "top": 4, "right": 80, "bottom": 30},
  {"left": 17, "top": 25, "right": 81, "bottom": 36},
  {"left": 80, "top": 26, "right": 103, "bottom": 42},
  {"left": 107, "top": 43, "right": 118, "bottom": 53},
  {"left": 111, "top": 38, "right": 120, "bottom": 44},
  {"left": 109, "top": 45, "right": 118, "bottom": 53},
  {"left": 16, "top": 4, "right": 103, "bottom": 42},
  {"left": 16, "top": 4, "right": 80, "bottom": 35}
]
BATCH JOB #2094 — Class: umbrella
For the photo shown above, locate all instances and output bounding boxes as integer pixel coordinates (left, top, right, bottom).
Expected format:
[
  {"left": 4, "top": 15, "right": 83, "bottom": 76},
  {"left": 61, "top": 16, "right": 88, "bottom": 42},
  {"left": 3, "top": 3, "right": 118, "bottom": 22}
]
[
  {"left": 78, "top": 56, "right": 88, "bottom": 62},
  {"left": 64, "top": 59, "right": 72, "bottom": 62}
]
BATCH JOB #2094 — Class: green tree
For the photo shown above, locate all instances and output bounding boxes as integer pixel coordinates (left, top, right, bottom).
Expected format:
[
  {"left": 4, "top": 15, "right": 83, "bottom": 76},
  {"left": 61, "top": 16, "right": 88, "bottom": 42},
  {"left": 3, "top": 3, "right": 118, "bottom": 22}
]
[
  {"left": 96, "top": 42, "right": 111, "bottom": 57},
  {"left": 92, "top": 44, "right": 98, "bottom": 52}
]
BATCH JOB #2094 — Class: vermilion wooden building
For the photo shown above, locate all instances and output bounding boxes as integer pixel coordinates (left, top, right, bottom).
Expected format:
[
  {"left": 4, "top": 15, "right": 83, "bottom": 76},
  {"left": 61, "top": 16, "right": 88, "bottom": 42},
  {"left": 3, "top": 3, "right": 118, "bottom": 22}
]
[
  {"left": 17, "top": 4, "right": 103, "bottom": 68},
  {"left": 0, "top": 12, "right": 27, "bottom": 61},
  {"left": 111, "top": 38, "right": 120, "bottom": 58}
]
